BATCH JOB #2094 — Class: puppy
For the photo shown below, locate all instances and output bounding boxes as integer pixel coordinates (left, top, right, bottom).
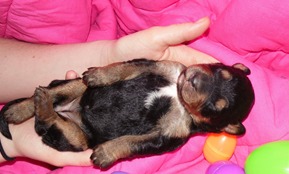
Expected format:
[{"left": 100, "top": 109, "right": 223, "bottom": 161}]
[{"left": 0, "top": 59, "right": 254, "bottom": 168}]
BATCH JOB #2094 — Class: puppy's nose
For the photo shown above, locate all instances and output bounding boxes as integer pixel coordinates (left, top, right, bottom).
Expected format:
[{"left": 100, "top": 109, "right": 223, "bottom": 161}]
[
  {"left": 190, "top": 73, "right": 201, "bottom": 89},
  {"left": 190, "top": 73, "right": 211, "bottom": 91}
]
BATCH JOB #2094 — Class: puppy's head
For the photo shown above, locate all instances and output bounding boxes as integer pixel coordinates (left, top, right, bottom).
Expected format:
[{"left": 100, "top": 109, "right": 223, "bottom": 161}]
[{"left": 177, "top": 63, "right": 254, "bottom": 135}]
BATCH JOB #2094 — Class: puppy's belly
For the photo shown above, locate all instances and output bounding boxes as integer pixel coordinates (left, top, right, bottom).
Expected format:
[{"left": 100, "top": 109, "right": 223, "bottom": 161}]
[
  {"left": 79, "top": 73, "right": 176, "bottom": 147},
  {"left": 54, "top": 97, "right": 82, "bottom": 125}
]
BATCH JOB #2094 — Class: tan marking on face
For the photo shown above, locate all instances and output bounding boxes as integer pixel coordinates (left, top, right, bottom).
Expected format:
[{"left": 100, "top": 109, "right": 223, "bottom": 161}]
[
  {"left": 190, "top": 113, "right": 211, "bottom": 125},
  {"left": 220, "top": 70, "right": 232, "bottom": 80},
  {"left": 215, "top": 98, "right": 228, "bottom": 111}
]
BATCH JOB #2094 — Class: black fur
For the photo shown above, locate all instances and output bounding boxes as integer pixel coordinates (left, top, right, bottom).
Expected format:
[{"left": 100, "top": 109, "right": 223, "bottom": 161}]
[
  {"left": 131, "top": 135, "right": 186, "bottom": 155},
  {"left": 80, "top": 73, "right": 171, "bottom": 147},
  {"left": 36, "top": 118, "right": 83, "bottom": 151}
]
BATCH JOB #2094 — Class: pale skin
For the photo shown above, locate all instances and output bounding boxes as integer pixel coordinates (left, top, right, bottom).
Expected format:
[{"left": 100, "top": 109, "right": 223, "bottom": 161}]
[{"left": 0, "top": 18, "right": 217, "bottom": 166}]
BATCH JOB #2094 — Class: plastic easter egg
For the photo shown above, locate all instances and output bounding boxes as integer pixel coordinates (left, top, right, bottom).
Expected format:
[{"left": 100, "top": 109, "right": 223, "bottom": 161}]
[
  {"left": 245, "top": 141, "right": 289, "bottom": 174},
  {"left": 111, "top": 171, "right": 128, "bottom": 174},
  {"left": 206, "top": 161, "right": 245, "bottom": 174},
  {"left": 203, "top": 132, "right": 237, "bottom": 163}
]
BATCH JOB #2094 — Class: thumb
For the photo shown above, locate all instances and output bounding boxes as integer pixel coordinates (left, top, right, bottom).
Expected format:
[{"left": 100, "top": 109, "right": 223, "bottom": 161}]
[
  {"left": 65, "top": 70, "right": 79, "bottom": 80},
  {"left": 49, "top": 149, "right": 93, "bottom": 167},
  {"left": 153, "top": 17, "right": 210, "bottom": 46}
]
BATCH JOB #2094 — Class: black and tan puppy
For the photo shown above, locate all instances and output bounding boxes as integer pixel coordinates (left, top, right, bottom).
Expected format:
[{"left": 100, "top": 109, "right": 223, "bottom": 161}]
[{"left": 0, "top": 59, "right": 254, "bottom": 168}]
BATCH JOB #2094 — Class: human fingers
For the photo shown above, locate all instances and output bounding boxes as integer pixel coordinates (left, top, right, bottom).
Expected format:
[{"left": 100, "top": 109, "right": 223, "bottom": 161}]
[
  {"left": 165, "top": 45, "right": 219, "bottom": 66},
  {"left": 44, "top": 149, "right": 93, "bottom": 167},
  {"left": 9, "top": 118, "right": 93, "bottom": 167},
  {"left": 150, "top": 17, "right": 210, "bottom": 46},
  {"left": 65, "top": 70, "right": 79, "bottom": 80},
  {"left": 113, "top": 17, "right": 210, "bottom": 62}
]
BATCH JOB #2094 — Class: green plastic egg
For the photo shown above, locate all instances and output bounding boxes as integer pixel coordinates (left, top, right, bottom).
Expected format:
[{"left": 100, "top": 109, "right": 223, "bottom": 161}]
[{"left": 245, "top": 141, "right": 289, "bottom": 174}]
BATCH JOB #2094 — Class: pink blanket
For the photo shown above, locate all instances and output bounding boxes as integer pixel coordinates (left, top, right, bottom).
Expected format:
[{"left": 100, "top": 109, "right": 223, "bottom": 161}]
[{"left": 1, "top": 0, "right": 289, "bottom": 173}]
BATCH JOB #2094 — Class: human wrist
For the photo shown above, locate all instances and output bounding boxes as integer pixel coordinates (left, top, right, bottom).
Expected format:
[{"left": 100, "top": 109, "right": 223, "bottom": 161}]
[
  {"left": 111, "top": 37, "right": 140, "bottom": 63},
  {"left": 88, "top": 40, "right": 119, "bottom": 66},
  {"left": 0, "top": 134, "right": 17, "bottom": 162}
]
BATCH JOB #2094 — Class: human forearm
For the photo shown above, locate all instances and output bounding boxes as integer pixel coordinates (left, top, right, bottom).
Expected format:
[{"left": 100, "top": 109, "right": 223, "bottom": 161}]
[
  {"left": 0, "top": 39, "right": 116, "bottom": 102},
  {"left": 0, "top": 18, "right": 217, "bottom": 103},
  {"left": 0, "top": 132, "right": 16, "bottom": 163}
]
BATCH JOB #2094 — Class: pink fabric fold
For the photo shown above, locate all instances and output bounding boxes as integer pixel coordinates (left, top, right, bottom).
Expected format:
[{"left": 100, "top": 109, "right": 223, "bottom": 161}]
[{"left": 1, "top": 0, "right": 289, "bottom": 173}]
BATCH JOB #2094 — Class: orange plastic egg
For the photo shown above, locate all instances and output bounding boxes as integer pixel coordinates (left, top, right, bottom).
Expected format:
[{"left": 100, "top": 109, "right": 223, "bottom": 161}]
[{"left": 203, "top": 132, "right": 237, "bottom": 163}]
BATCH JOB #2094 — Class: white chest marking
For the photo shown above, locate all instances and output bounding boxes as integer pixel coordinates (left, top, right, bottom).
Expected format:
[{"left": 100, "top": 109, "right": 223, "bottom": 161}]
[{"left": 144, "top": 84, "right": 177, "bottom": 108}]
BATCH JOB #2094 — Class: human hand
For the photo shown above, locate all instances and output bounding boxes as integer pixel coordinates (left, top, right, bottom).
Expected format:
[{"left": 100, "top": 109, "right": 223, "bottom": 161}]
[
  {"left": 1, "top": 118, "right": 92, "bottom": 167},
  {"left": 0, "top": 73, "right": 92, "bottom": 167},
  {"left": 65, "top": 70, "right": 79, "bottom": 80},
  {"left": 112, "top": 17, "right": 218, "bottom": 66}
]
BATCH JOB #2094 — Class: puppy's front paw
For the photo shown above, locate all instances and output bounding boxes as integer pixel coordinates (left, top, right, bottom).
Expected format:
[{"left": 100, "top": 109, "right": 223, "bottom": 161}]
[
  {"left": 90, "top": 145, "right": 117, "bottom": 169},
  {"left": 82, "top": 67, "right": 108, "bottom": 87}
]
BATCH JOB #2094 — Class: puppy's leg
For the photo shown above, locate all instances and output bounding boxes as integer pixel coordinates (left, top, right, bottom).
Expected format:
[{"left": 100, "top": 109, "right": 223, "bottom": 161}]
[
  {"left": 45, "top": 78, "right": 87, "bottom": 106},
  {"left": 0, "top": 98, "right": 34, "bottom": 139},
  {"left": 91, "top": 131, "right": 186, "bottom": 168},
  {"left": 1, "top": 98, "right": 34, "bottom": 123},
  {"left": 34, "top": 87, "right": 88, "bottom": 151},
  {"left": 0, "top": 78, "right": 86, "bottom": 139},
  {"left": 83, "top": 59, "right": 185, "bottom": 87}
]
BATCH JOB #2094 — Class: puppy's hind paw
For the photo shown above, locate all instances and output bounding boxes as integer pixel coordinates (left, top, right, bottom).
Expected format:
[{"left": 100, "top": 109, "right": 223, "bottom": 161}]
[
  {"left": 34, "top": 87, "right": 54, "bottom": 120},
  {"left": 0, "top": 97, "right": 34, "bottom": 139},
  {"left": 1, "top": 98, "right": 29, "bottom": 123},
  {"left": 34, "top": 87, "right": 50, "bottom": 104},
  {"left": 90, "top": 145, "right": 116, "bottom": 169}
]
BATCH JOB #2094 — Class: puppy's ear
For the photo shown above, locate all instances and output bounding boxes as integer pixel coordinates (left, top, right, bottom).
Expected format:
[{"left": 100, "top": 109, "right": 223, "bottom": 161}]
[
  {"left": 222, "top": 122, "right": 246, "bottom": 135},
  {"left": 233, "top": 63, "right": 251, "bottom": 75}
]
